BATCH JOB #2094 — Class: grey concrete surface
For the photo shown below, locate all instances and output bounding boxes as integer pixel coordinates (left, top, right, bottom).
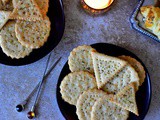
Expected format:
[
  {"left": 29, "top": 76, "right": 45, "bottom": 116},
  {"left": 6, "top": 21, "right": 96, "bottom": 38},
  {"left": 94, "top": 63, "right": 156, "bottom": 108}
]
[{"left": 0, "top": 0, "right": 160, "bottom": 120}]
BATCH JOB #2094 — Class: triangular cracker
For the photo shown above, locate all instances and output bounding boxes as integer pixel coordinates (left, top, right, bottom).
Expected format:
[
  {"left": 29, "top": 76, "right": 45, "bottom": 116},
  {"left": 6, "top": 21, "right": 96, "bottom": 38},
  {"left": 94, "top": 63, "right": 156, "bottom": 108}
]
[
  {"left": 112, "top": 82, "right": 139, "bottom": 116},
  {"left": 0, "top": 11, "right": 11, "bottom": 30},
  {"left": 119, "top": 55, "right": 145, "bottom": 86},
  {"left": 10, "top": 0, "right": 43, "bottom": 21},
  {"left": 91, "top": 51, "right": 127, "bottom": 89},
  {"left": 91, "top": 96, "right": 129, "bottom": 120},
  {"left": 102, "top": 65, "right": 140, "bottom": 94}
]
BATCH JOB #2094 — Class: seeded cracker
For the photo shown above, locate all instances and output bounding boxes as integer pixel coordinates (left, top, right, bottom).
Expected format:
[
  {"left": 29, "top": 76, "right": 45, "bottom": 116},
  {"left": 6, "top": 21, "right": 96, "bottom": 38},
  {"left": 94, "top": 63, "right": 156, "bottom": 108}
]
[
  {"left": 68, "top": 45, "right": 96, "bottom": 73},
  {"left": 76, "top": 89, "right": 108, "bottom": 120},
  {"left": 60, "top": 71, "right": 97, "bottom": 105},
  {"left": 10, "top": 0, "right": 43, "bottom": 21},
  {"left": 0, "top": 11, "right": 11, "bottom": 30},
  {"left": 0, "top": 21, "right": 32, "bottom": 59},
  {"left": 91, "top": 96, "right": 129, "bottom": 120},
  {"left": 91, "top": 51, "right": 127, "bottom": 89},
  {"left": 12, "top": 0, "right": 19, "bottom": 8},
  {"left": 15, "top": 16, "right": 51, "bottom": 49},
  {"left": 2, "top": 0, "right": 9, "bottom": 4},
  {"left": 35, "top": 0, "right": 49, "bottom": 15},
  {"left": 112, "top": 82, "right": 139, "bottom": 116},
  {"left": 119, "top": 55, "right": 145, "bottom": 86},
  {"left": 102, "top": 65, "right": 140, "bottom": 94},
  {"left": 0, "top": 0, "right": 13, "bottom": 11},
  {"left": 12, "top": 0, "right": 49, "bottom": 15}
]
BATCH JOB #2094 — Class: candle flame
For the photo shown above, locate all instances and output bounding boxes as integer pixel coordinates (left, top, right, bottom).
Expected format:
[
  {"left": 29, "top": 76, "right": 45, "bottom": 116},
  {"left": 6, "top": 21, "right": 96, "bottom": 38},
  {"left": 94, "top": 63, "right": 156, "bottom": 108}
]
[{"left": 84, "top": 0, "right": 114, "bottom": 9}]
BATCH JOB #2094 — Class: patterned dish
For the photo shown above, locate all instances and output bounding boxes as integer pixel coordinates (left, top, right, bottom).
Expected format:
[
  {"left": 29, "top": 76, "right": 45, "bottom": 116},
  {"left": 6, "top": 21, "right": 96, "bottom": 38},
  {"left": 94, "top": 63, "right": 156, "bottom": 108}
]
[{"left": 130, "top": 0, "right": 160, "bottom": 43}]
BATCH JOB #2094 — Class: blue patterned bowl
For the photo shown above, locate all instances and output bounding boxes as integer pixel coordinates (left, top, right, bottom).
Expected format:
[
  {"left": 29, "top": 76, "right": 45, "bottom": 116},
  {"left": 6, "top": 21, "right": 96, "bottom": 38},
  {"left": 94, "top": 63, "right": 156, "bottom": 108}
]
[{"left": 130, "top": 0, "right": 160, "bottom": 43}]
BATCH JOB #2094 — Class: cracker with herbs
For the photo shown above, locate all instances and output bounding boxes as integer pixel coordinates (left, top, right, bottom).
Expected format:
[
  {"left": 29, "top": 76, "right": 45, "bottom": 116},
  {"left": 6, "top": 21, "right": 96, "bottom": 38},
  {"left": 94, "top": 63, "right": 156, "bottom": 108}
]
[
  {"left": 60, "top": 71, "right": 97, "bottom": 106},
  {"left": 91, "top": 96, "right": 129, "bottom": 120},
  {"left": 112, "top": 82, "right": 139, "bottom": 116},
  {"left": 91, "top": 51, "right": 127, "bottom": 89},
  {"left": 15, "top": 16, "right": 51, "bottom": 49},
  {"left": 0, "top": 11, "right": 11, "bottom": 30},
  {"left": 76, "top": 89, "right": 107, "bottom": 120},
  {"left": 0, "top": 21, "right": 32, "bottom": 59},
  {"left": 13, "top": 0, "right": 49, "bottom": 15},
  {"left": 10, "top": 0, "right": 43, "bottom": 21},
  {"left": 119, "top": 55, "right": 145, "bottom": 86},
  {"left": 102, "top": 65, "right": 140, "bottom": 94},
  {"left": 68, "top": 45, "right": 96, "bottom": 74},
  {"left": 2, "top": 0, "right": 9, "bottom": 4},
  {"left": 35, "top": 0, "right": 49, "bottom": 15},
  {"left": 0, "top": 0, "right": 13, "bottom": 11}
]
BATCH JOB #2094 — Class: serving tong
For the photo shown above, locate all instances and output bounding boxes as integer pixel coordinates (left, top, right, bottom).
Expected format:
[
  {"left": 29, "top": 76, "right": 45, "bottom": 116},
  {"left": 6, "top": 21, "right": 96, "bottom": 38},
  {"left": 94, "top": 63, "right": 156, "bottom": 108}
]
[{"left": 16, "top": 54, "right": 61, "bottom": 119}]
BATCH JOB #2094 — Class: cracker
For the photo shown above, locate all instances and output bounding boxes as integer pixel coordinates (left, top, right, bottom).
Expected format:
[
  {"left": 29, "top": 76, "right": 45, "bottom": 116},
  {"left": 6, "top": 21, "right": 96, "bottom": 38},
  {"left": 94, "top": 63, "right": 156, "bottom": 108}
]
[
  {"left": 60, "top": 71, "right": 97, "bottom": 105},
  {"left": 102, "top": 65, "right": 140, "bottom": 94},
  {"left": 2, "top": 0, "right": 9, "bottom": 4},
  {"left": 0, "top": 21, "right": 32, "bottom": 59},
  {"left": 91, "top": 96, "right": 129, "bottom": 120},
  {"left": 15, "top": 16, "right": 51, "bottom": 49},
  {"left": 10, "top": 0, "right": 43, "bottom": 21},
  {"left": 12, "top": 0, "right": 49, "bottom": 15},
  {"left": 76, "top": 89, "right": 108, "bottom": 120},
  {"left": 35, "top": 0, "right": 49, "bottom": 15},
  {"left": 12, "top": 0, "right": 17, "bottom": 8},
  {"left": 112, "top": 82, "right": 139, "bottom": 116},
  {"left": 119, "top": 55, "right": 145, "bottom": 86},
  {"left": 0, "top": 11, "right": 11, "bottom": 30},
  {"left": 0, "top": 0, "right": 3, "bottom": 8},
  {"left": 0, "top": 0, "right": 13, "bottom": 11},
  {"left": 68, "top": 45, "right": 96, "bottom": 73},
  {"left": 91, "top": 51, "right": 127, "bottom": 89}
]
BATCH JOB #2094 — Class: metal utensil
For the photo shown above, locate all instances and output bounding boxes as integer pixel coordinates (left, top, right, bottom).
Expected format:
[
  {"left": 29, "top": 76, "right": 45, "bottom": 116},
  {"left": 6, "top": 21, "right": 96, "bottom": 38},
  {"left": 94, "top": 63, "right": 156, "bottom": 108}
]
[
  {"left": 16, "top": 55, "right": 61, "bottom": 114},
  {"left": 27, "top": 56, "right": 61, "bottom": 119}
]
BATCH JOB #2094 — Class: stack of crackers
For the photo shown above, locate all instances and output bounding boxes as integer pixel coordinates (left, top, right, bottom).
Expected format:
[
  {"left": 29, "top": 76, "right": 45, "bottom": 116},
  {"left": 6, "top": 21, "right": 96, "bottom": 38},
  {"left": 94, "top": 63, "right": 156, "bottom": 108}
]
[
  {"left": 60, "top": 45, "right": 146, "bottom": 120},
  {"left": 0, "top": 0, "right": 50, "bottom": 59}
]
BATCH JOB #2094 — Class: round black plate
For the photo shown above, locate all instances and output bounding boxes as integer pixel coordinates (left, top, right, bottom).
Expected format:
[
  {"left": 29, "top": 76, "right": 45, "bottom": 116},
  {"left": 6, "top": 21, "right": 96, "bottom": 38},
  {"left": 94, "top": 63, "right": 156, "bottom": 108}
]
[
  {"left": 56, "top": 43, "right": 152, "bottom": 120},
  {"left": 0, "top": 0, "right": 65, "bottom": 66}
]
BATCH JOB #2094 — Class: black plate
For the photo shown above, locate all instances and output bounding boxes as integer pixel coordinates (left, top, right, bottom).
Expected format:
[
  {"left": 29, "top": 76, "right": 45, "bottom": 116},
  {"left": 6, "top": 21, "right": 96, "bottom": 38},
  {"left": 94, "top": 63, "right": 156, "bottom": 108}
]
[
  {"left": 56, "top": 43, "right": 152, "bottom": 120},
  {"left": 0, "top": 0, "right": 65, "bottom": 66}
]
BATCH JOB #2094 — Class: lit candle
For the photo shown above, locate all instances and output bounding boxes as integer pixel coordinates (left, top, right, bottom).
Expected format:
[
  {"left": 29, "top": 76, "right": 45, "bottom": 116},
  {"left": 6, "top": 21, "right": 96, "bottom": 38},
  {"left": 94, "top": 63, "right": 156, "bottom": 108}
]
[
  {"left": 84, "top": 0, "right": 113, "bottom": 9},
  {"left": 81, "top": 0, "right": 114, "bottom": 14}
]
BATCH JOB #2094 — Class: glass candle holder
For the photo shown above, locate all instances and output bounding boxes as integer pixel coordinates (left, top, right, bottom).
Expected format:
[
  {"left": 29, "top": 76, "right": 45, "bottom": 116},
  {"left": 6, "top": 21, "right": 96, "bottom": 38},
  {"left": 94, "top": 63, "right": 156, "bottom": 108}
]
[{"left": 81, "top": 0, "right": 114, "bottom": 15}]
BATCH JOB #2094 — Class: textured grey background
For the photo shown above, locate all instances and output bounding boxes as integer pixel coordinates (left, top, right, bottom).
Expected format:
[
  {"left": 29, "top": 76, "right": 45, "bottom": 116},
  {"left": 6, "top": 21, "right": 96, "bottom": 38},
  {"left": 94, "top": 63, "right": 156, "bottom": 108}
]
[{"left": 0, "top": 0, "right": 160, "bottom": 120}]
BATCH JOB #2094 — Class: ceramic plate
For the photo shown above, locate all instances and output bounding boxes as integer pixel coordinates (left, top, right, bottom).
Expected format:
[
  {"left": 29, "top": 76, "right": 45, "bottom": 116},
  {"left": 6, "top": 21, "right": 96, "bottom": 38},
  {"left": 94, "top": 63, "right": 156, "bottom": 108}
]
[
  {"left": 0, "top": 0, "right": 65, "bottom": 66},
  {"left": 56, "top": 43, "right": 152, "bottom": 120},
  {"left": 130, "top": 0, "right": 160, "bottom": 43}
]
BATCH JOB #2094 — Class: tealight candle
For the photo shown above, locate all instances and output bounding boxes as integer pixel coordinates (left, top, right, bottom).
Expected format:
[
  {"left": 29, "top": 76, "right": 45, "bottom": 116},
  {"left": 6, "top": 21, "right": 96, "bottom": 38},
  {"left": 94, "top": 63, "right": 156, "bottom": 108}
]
[{"left": 81, "top": 0, "right": 114, "bottom": 14}]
